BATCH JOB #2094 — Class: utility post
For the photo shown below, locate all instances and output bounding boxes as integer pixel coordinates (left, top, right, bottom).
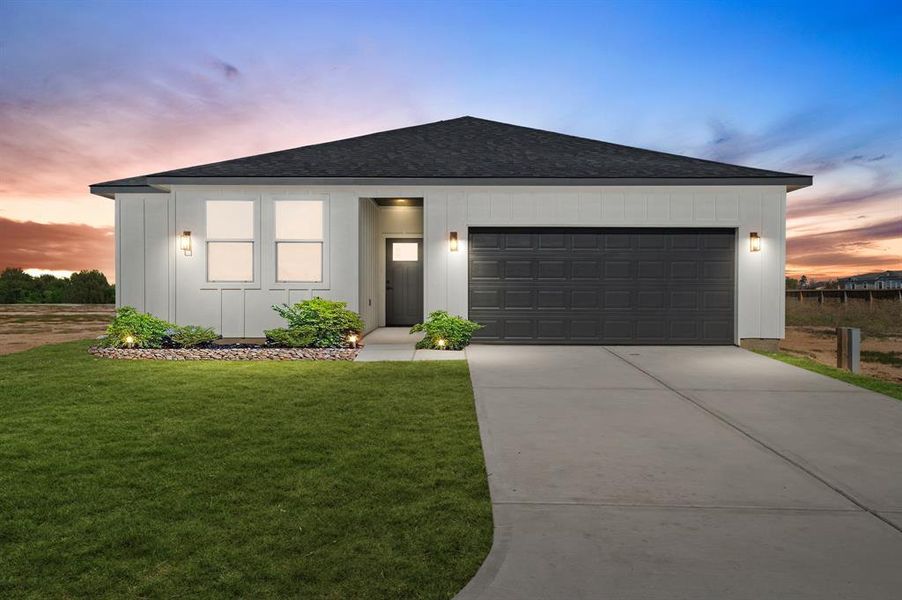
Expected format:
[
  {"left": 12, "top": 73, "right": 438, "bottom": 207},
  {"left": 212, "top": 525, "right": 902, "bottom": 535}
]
[{"left": 836, "top": 327, "right": 861, "bottom": 374}]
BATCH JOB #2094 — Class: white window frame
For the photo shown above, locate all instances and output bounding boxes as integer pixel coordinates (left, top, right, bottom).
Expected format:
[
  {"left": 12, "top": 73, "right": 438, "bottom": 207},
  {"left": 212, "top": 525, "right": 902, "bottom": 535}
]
[
  {"left": 269, "top": 195, "right": 330, "bottom": 287},
  {"left": 204, "top": 197, "right": 259, "bottom": 286}
]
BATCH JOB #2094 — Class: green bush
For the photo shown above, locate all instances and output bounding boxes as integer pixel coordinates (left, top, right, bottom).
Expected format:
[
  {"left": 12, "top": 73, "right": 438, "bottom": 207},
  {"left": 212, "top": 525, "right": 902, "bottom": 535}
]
[
  {"left": 170, "top": 325, "right": 219, "bottom": 348},
  {"left": 272, "top": 297, "right": 364, "bottom": 348},
  {"left": 264, "top": 326, "right": 318, "bottom": 348},
  {"left": 101, "top": 306, "right": 172, "bottom": 348},
  {"left": 410, "top": 311, "right": 482, "bottom": 350}
]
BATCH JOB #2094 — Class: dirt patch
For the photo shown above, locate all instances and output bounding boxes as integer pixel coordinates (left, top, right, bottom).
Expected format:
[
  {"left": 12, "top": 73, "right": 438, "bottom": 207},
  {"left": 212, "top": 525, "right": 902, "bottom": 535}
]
[
  {"left": 781, "top": 326, "right": 902, "bottom": 383},
  {"left": 0, "top": 304, "right": 115, "bottom": 355}
]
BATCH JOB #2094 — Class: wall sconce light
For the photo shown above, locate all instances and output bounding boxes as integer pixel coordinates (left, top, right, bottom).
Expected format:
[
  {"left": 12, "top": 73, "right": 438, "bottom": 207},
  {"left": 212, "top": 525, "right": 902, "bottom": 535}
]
[
  {"left": 749, "top": 232, "right": 761, "bottom": 252},
  {"left": 449, "top": 231, "right": 459, "bottom": 252},
  {"left": 178, "top": 231, "right": 192, "bottom": 255}
]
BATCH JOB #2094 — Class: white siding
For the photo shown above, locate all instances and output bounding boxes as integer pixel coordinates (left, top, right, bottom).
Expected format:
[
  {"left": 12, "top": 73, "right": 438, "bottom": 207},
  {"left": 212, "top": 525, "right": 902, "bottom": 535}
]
[
  {"left": 166, "top": 186, "right": 360, "bottom": 337},
  {"left": 358, "top": 198, "right": 379, "bottom": 332},
  {"left": 115, "top": 193, "right": 171, "bottom": 320},
  {"left": 118, "top": 184, "right": 788, "bottom": 341}
]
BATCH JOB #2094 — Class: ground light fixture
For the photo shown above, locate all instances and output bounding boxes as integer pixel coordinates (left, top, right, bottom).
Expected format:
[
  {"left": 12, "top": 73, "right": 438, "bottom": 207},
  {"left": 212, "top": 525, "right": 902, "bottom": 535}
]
[
  {"left": 449, "top": 231, "right": 459, "bottom": 252},
  {"left": 750, "top": 232, "right": 761, "bottom": 252},
  {"left": 436, "top": 338, "right": 447, "bottom": 349},
  {"left": 123, "top": 335, "right": 135, "bottom": 347},
  {"left": 348, "top": 333, "right": 358, "bottom": 348},
  {"left": 179, "top": 231, "right": 193, "bottom": 255}
]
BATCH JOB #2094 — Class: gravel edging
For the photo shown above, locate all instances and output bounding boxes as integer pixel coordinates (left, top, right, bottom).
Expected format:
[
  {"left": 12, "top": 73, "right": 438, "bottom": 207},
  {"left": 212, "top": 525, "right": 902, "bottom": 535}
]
[{"left": 89, "top": 346, "right": 359, "bottom": 361}]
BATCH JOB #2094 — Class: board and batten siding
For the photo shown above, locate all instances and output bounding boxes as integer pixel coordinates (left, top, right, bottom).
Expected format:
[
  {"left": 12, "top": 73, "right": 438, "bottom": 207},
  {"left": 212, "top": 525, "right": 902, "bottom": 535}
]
[
  {"left": 114, "top": 193, "right": 174, "bottom": 320},
  {"left": 358, "top": 198, "right": 380, "bottom": 332},
  {"left": 117, "top": 184, "right": 786, "bottom": 342},
  {"left": 117, "top": 186, "right": 359, "bottom": 337}
]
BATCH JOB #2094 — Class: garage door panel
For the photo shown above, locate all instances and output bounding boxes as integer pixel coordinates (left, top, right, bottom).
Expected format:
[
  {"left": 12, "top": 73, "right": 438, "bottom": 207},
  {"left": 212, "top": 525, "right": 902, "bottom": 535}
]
[
  {"left": 638, "top": 234, "right": 667, "bottom": 249},
  {"left": 671, "top": 233, "right": 702, "bottom": 249},
  {"left": 571, "top": 261, "right": 599, "bottom": 279},
  {"left": 470, "top": 260, "right": 501, "bottom": 279},
  {"left": 503, "top": 319, "right": 535, "bottom": 339},
  {"left": 470, "top": 289, "right": 501, "bottom": 309},
  {"left": 704, "top": 260, "right": 734, "bottom": 280},
  {"left": 604, "top": 261, "right": 632, "bottom": 279},
  {"left": 471, "top": 232, "right": 502, "bottom": 249},
  {"left": 469, "top": 227, "right": 735, "bottom": 345},
  {"left": 638, "top": 260, "right": 666, "bottom": 279},
  {"left": 537, "top": 260, "right": 567, "bottom": 279},
  {"left": 537, "top": 290, "right": 566, "bottom": 309},
  {"left": 704, "top": 290, "right": 733, "bottom": 309},
  {"left": 538, "top": 233, "right": 567, "bottom": 249},
  {"left": 503, "top": 260, "right": 533, "bottom": 279},
  {"left": 572, "top": 234, "right": 601, "bottom": 249},
  {"left": 505, "top": 233, "right": 533, "bottom": 248},
  {"left": 572, "top": 290, "right": 600, "bottom": 309}
]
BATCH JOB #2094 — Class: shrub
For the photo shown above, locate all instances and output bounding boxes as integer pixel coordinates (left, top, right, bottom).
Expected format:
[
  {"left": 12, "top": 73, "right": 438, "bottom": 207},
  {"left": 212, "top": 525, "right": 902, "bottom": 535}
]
[
  {"left": 272, "top": 297, "right": 364, "bottom": 348},
  {"left": 170, "top": 325, "right": 218, "bottom": 348},
  {"left": 410, "top": 311, "right": 482, "bottom": 350},
  {"left": 264, "top": 326, "right": 318, "bottom": 348},
  {"left": 101, "top": 306, "right": 172, "bottom": 348}
]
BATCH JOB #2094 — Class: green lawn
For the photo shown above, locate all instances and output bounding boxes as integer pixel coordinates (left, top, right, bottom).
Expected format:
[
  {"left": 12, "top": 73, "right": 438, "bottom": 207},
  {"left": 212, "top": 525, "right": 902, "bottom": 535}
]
[
  {"left": 756, "top": 350, "right": 902, "bottom": 401},
  {"left": 0, "top": 341, "right": 492, "bottom": 599}
]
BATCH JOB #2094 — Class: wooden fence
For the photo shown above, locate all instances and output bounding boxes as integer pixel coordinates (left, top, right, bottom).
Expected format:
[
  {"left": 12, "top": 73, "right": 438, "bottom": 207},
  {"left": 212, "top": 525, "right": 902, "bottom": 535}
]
[{"left": 786, "top": 289, "right": 902, "bottom": 304}]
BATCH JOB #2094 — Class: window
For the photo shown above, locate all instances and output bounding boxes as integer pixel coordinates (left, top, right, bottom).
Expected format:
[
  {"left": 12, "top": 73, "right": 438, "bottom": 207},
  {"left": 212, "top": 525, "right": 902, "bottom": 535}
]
[
  {"left": 275, "top": 200, "right": 324, "bottom": 282},
  {"left": 206, "top": 201, "right": 254, "bottom": 282},
  {"left": 392, "top": 242, "right": 419, "bottom": 261}
]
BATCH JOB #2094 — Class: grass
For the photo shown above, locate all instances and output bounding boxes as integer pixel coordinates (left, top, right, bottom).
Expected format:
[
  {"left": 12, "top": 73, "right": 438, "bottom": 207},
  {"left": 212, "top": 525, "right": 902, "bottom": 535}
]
[
  {"left": 0, "top": 341, "right": 492, "bottom": 599},
  {"left": 785, "top": 300, "right": 902, "bottom": 337},
  {"left": 756, "top": 350, "right": 902, "bottom": 401}
]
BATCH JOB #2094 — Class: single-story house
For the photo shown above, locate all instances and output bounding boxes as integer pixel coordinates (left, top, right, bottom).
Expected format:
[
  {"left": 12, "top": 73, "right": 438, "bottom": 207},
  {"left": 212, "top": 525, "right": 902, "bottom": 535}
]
[{"left": 90, "top": 116, "right": 812, "bottom": 345}]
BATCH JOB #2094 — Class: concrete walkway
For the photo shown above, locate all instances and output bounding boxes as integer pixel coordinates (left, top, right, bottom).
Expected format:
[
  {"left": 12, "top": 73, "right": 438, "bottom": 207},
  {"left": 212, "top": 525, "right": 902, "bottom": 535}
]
[
  {"left": 354, "top": 327, "right": 465, "bottom": 361},
  {"left": 458, "top": 345, "right": 902, "bottom": 600}
]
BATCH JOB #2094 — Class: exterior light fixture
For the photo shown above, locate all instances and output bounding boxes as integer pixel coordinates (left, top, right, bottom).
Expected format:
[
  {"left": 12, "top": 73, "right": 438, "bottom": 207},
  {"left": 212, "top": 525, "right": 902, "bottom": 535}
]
[
  {"left": 178, "top": 231, "right": 192, "bottom": 255},
  {"left": 348, "top": 333, "right": 359, "bottom": 348},
  {"left": 749, "top": 232, "right": 761, "bottom": 252},
  {"left": 449, "top": 231, "right": 459, "bottom": 252},
  {"left": 436, "top": 338, "right": 447, "bottom": 349},
  {"left": 123, "top": 334, "right": 135, "bottom": 347}
]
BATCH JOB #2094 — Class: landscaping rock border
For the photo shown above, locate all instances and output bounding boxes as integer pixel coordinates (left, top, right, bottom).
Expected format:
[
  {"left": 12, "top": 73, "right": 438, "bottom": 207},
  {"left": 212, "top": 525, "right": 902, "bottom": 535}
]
[{"left": 89, "top": 346, "right": 359, "bottom": 361}]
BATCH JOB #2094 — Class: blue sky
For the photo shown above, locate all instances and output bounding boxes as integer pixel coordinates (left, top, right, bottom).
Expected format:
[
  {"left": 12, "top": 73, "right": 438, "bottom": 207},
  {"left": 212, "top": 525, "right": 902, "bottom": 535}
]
[{"left": 1, "top": 0, "right": 900, "bottom": 278}]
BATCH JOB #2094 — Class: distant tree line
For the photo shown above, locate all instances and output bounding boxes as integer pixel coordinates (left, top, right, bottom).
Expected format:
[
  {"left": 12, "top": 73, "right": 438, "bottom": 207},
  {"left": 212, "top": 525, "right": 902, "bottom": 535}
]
[
  {"left": 786, "top": 275, "right": 839, "bottom": 290},
  {"left": 0, "top": 268, "right": 115, "bottom": 304}
]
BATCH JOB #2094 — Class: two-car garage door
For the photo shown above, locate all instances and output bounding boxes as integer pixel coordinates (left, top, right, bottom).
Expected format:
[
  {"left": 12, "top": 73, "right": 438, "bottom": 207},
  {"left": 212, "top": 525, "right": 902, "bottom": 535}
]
[{"left": 468, "top": 228, "right": 735, "bottom": 345}]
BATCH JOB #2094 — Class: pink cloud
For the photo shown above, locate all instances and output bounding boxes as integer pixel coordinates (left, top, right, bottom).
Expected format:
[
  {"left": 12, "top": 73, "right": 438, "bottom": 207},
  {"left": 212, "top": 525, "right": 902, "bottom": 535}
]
[{"left": 0, "top": 217, "right": 114, "bottom": 280}]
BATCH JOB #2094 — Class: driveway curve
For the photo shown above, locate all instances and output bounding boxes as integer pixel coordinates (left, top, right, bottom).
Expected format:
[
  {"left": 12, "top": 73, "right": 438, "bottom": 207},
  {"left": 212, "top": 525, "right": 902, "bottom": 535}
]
[{"left": 456, "top": 345, "right": 902, "bottom": 600}]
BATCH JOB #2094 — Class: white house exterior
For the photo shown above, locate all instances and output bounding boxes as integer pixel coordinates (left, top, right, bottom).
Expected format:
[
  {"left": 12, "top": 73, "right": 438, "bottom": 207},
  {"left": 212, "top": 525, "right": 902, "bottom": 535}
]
[{"left": 92, "top": 117, "right": 811, "bottom": 346}]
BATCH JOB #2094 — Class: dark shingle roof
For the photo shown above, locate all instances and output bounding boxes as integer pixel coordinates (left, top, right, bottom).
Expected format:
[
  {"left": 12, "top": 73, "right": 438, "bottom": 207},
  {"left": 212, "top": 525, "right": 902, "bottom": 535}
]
[{"left": 91, "top": 116, "right": 811, "bottom": 196}]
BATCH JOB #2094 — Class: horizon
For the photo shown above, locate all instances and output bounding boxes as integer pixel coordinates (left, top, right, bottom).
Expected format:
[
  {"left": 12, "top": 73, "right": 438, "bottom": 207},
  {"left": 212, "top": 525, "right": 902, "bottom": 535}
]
[{"left": 1, "top": 0, "right": 900, "bottom": 282}]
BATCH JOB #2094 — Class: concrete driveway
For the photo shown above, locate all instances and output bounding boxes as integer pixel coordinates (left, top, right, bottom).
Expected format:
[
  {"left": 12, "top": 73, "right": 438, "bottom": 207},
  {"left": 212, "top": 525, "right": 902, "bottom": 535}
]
[{"left": 457, "top": 346, "right": 902, "bottom": 600}]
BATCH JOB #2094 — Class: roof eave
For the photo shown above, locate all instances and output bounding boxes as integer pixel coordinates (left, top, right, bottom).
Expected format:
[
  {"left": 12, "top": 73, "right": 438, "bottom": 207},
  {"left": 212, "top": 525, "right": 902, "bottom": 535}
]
[
  {"left": 89, "top": 184, "right": 169, "bottom": 199},
  {"left": 145, "top": 175, "right": 813, "bottom": 190}
]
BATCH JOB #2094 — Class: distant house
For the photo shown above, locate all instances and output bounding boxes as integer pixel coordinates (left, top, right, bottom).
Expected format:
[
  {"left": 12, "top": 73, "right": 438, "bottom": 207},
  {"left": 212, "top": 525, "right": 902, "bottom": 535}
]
[{"left": 838, "top": 271, "right": 902, "bottom": 290}]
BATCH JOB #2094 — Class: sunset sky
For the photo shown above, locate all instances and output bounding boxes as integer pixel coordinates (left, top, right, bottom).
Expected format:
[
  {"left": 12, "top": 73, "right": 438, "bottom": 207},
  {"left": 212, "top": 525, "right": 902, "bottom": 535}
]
[{"left": 1, "top": 0, "right": 899, "bottom": 282}]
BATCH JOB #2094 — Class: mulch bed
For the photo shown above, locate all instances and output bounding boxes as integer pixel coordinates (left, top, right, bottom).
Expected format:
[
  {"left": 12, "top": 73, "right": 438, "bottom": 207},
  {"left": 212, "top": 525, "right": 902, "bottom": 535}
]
[{"left": 89, "top": 346, "right": 359, "bottom": 361}]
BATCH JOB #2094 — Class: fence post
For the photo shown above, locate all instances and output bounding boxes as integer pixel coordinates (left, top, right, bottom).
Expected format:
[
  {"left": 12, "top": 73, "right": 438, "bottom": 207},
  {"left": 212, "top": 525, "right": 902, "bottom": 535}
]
[{"left": 836, "top": 327, "right": 860, "bottom": 374}]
